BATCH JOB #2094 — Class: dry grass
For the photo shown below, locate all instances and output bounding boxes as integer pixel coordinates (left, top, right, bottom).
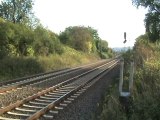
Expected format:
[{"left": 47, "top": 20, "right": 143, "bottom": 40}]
[{"left": 0, "top": 46, "right": 100, "bottom": 81}]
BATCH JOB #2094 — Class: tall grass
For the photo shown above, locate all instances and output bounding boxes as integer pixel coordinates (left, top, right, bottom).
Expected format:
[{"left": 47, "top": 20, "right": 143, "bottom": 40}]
[
  {"left": 131, "top": 60, "right": 160, "bottom": 120},
  {"left": 0, "top": 57, "right": 44, "bottom": 81},
  {"left": 97, "top": 39, "right": 160, "bottom": 119},
  {"left": 0, "top": 46, "right": 100, "bottom": 81},
  {"left": 97, "top": 84, "right": 127, "bottom": 120}
]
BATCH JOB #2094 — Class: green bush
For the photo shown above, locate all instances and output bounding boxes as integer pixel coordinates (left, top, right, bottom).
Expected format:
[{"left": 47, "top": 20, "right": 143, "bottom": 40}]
[
  {"left": 0, "top": 21, "right": 34, "bottom": 57},
  {"left": 0, "top": 46, "right": 100, "bottom": 81},
  {"left": 33, "top": 26, "right": 63, "bottom": 56},
  {"left": 59, "top": 26, "right": 93, "bottom": 53},
  {"left": 132, "top": 60, "right": 160, "bottom": 120},
  {"left": 99, "top": 86, "right": 127, "bottom": 120},
  {"left": 0, "top": 57, "right": 44, "bottom": 81},
  {"left": 97, "top": 36, "right": 160, "bottom": 119}
]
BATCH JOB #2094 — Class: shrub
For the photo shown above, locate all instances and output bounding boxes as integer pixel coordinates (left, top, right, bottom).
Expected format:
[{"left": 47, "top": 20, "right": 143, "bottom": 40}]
[
  {"left": 0, "top": 57, "right": 44, "bottom": 81},
  {"left": 33, "top": 26, "right": 63, "bottom": 56}
]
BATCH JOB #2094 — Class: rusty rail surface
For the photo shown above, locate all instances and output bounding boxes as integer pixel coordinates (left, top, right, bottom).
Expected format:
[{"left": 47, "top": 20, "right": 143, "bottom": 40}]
[
  {"left": 0, "top": 60, "right": 108, "bottom": 93},
  {"left": 0, "top": 58, "right": 119, "bottom": 120}
]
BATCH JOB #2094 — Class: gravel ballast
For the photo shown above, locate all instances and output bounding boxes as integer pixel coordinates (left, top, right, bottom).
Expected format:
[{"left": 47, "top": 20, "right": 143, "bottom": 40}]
[
  {"left": 0, "top": 61, "right": 119, "bottom": 120},
  {"left": 0, "top": 61, "right": 107, "bottom": 108},
  {"left": 52, "top": 65, "right": 120, "bottom": 120}
]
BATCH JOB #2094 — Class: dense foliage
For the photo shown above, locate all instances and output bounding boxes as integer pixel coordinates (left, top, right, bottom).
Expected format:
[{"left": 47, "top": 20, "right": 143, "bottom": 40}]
[
  {"left": 132, "top": 0, "right": 160, "bottom": 42},
  {"left": 97, "top": 34, "right": 160, "bottom": 120},
  {"left": 59, "top": 26, "right": 109, "bottom": 53},
  {"left": 59, "top": 26, "right": 112, "bottom": 58},
  {"left": 0, "top": 19, "right": 63, "bottom": 58},
  {"left": 0, "top": 46, "right": 99, "bottom": 81},
  {"left": 0, "top": 0, "right": 114, "bottom": 80},
  {"left": 59, "top": 26, "right": 94, "bottom": 53},
  {"left": 0, "top": 0, "right": 34, "bottom": 24},
  {"left": 132, "top": 0, "right": 160, "bottom": 13}
]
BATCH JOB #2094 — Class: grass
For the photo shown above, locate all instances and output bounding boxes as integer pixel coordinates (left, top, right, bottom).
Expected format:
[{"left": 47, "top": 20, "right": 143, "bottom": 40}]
[
  {"left": 0, "top": 46, "right": 100, "bottom": 82},
  {"left": 96, "top": 39, "right": 160, "bottom": 120},
  {"left": 93, "top": 77, "right": 128, "bottom": 120}
]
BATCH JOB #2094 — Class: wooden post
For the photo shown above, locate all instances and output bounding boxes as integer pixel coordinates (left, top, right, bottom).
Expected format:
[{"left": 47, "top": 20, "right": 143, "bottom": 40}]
[
  {"left": 119, "top": 58, "right": 124, "bottom": 94},
  {"left": 129, "top": 61, "right": 134, "bottom": 94}
]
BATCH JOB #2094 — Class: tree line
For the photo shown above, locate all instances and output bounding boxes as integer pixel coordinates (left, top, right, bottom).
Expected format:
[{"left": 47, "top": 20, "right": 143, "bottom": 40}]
[
  {"left": 0, "top": 0, "right": 112, "bottom": 59},
  {"left": 132, "top": 0, "right": 160, "bottom": 42}
]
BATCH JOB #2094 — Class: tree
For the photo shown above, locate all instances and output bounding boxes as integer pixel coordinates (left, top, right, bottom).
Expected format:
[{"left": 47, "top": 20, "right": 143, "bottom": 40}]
[
  {"left": 132, "top": 0, "right": 160, "bottom": 42},
  {"left": 87, "top": 26, "right": 101, "bottom": 41},
  {"left": 87, "top": 27, "right": 101, "bottom": 52},
  {"left": 101, "top": 40, "right": 108, "bottom": 52},
  {"left": 33, "top": 26, "right": 63, "bottom": 56},
  {"left": 132, "top": 0, "right": 160, "bottom": 13},
  {"left": 145, "top": 12, "right": 160, "bottom": 42},
  {"left": 0, "top": 0, "right": 34, "bottom": 24},
  {"left": 0, "top": 19, "right": 35, "bottom": 57},
  {"left": 59, "top": 26, "right": 94, "bottom": 53}
]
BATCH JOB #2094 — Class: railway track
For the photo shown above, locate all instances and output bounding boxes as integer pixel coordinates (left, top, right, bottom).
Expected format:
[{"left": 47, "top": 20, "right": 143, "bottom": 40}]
[
  {"left": 0, "top": 60, "right": 108, "bottom": 94},
  {"left": 0, "top": 58, "right": 119, "bottom": 120}
]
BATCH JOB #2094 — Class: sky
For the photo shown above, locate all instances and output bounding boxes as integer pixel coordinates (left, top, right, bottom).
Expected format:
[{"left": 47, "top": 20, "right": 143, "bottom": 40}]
[{"left": 0, "top": 0, "right": 148, "bottom": 48}]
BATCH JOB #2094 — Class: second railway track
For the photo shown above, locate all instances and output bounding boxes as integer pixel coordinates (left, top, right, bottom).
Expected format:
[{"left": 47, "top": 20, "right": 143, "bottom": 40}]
[
  {"left": 0, "top": 58, "right": 119, "bottom": 120},
  {"left": 0, "top": 60, "right": 108, "bottom": 94}
]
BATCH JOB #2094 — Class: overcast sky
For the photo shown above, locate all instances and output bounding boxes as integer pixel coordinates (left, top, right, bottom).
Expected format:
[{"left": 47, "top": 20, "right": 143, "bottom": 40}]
[{"left": 0, "top": 0, "right": 147, "bottom": 48}]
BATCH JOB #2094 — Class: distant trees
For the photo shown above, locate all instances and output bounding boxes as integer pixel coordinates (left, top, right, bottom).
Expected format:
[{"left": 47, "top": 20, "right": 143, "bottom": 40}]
[
  {"left": 132, "top": 0, "right": 160, "bottom": 42},
  {"left": 0, "top": 16, "right": 112, "bottom": 59},
  {"left": 59, "top": 26, "right": 111, "bottom": 57},
  {"left": 0, "top": 0, "right": 113, "bottom": 58},
  {"left": 0, "top": 0, "right": 34, "bottom": 24},
  {"left": 59, "top": 26, "right": 94, "bottom": 53}
]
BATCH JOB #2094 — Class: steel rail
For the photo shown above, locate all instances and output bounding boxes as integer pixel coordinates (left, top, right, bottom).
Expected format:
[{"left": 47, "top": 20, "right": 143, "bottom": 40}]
[
  {"left": 0, "top": 58, "right": 119, "bottom": 120},
  {"left": 0, "top": 60, "right": 108, "bottom": 93},
  {"left": 28, "top": 59, "right": 119, "bottom": 120}
]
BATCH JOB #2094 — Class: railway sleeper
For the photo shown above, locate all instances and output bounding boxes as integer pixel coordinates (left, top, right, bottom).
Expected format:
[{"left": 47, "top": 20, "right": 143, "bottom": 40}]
[
  {"left": 41, "top": 110, "right": 59, "bottom": 119},
  {"left": 61, "top": 86, "right": 75, "bottom": 89},
  {"left": 0, "top": 116, "right": 20, "bottom": 120},
  {"left": 35, "top": 98, "right": 55, "bottom": 103},
  {"left": 48, "top": 92, "right": 64, "bottom": 95},
  {"left": 44, "top": 94, "right": 62, "bottom": 97},
  {"left": 73, "top": 93, "right": 81, "bottom": 96},
  {"left": 76, "top": 91, "right": 84, "bottom": 94},
  {"left": 11, "top": 108, "right": 39, "bottom": 115},
  {"left": 29, "top": 101, "right": 49, "bottom": 106},
  {"left": 7, "top": 111, "right": 31, "bottom": 117},
  {"left": 23, "top": 104, "right": 44, "bottom": 109},
  {"left": 42, "top": 114, "right": 53, "bottom": 119},
  {"left": 19, "top": 106, "right": 41, "bottom": 111},
  {"left": 56, "top": 89, "right": 71, "bottom": 92},
  {"left": 59, "top": 87, "right": 74, "bottom": 90},
  {"left": 64, "top": 100, "right": 72, "bottom": 104},
  {"left": 54, "top": 106, "right": 63, "bottom": 110},
  {"left": 50, "top": 91, "right": 68, "bottom": 94},
  {"left": 70, "top": 95, "right": 78, "bottom": 98},
  {"left": 40, "top": 96, "right": 58, "bottom": 100},
  {"left": 67, "top": 98, "right": 74, "bottom": 101},
  {"left": 15, "top": 107, "right": 37, "bottom": 112},
  {"left": 49, "top": 110, "right": 59, "bottom": 114},
  {"left": 59, "top": 103, "right": 67, "bottom": 107}
]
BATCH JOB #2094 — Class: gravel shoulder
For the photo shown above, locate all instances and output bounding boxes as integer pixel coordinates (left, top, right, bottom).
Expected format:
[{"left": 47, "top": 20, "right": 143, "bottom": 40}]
[
  {"left": 0, "top": 61, "right": 106, "bottom": 108},
  {"left": 52, "top": 65, "right": 120, "bottom": 120}
]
